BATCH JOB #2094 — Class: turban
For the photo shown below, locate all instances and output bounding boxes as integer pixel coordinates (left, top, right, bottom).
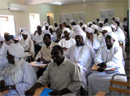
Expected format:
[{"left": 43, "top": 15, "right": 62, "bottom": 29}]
[
  {"left": 91, "top": 24, "right": 98, "bottom": 30},
  {"left": 87, "top": 22, "right": 92, "bottom": 26},
  {"left": 7, "top": 43, "right": 25, "bottom": 58},
  {"left": 82, "top": 24, "right": 87, "bottom": 29},
  {"left": 73, "top": 25, "right": 81, "bottom": 32},
  {"left": 99, "top": 20, "right": 104, "bottom": 24},
  {"left": 63, "top": 28, "right": 70, "bottom": 33},
  {"left": 105, "top": 32, "right": 118, "bottom": 41},
  {"left": 86, "top": 27, "right": 94, "bottom": 34},
  {"left": 102, "top": 26, "right": 112, "bottom": 32},
  {"left": 110, "top": 24, "right": 116, "bottom": 30},
  {"left": 70, "top": 20, "right": 75, "bottom": 23},
  {"left": 22, "top": 31, "right": 29, "bottom": 35},
  {"left": 75, "top": 29, "right": 86, "bottom": 43},
  {"left": 115, "top": 17, "right": 120, "bottom": 22}
]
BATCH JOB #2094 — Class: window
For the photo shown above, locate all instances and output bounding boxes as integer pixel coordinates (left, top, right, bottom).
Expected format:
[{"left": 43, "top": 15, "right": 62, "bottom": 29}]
[
  {"left": 29, "top": 13, "right": 40, "bottom": 34},
  {"left": 0, "top": 15, "right": 15, "bottom": 37}
]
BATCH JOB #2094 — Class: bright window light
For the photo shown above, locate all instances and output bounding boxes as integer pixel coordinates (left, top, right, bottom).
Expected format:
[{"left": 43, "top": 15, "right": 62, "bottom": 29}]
[{"left": 52, "top": 1, "right": 62, "bottom": 5}]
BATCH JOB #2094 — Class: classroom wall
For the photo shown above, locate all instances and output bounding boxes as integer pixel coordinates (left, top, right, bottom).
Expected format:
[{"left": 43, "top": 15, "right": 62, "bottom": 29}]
[
  {"left": 0, "top": 0, "right": 128, "bottom": 36},
  {"left": 54, "top": 1, "right": 128, "bottom": 23},
  {"left": 0, "top": 0, "right": 56, "bottom": 35}
]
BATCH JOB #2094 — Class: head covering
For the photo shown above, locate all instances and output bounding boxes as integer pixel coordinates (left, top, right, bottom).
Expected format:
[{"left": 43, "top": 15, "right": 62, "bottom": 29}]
[
  {"left": 7, "top": 43, "right": 25, "bottom": 58},
  {"left": 73, "top": 25, "right": 81, "bottom": 32},
  {"left": 82, "top": 24, "right": 87, "bottom": 31},
  {"left": 110, "top": 24, "right": 116, "bottom": 30},
  {"left": 102, "top": 26, "right": 112, "bottom": 32},
  {"left": 70, "top": 20, "right": 75, "bottom": 23},
  {"left": 79, "top": 21, "right": 83, "bottom": 24},
  {"left": 99, "top": 20, "right": 104, "bottom": 24},
  {"left": 115, "top": 17, "right": 120, "bottom": 22},
  {"left": 22, "top": 31, "right": 28, "bottom": 35},
  {"left": 49, "top": 25, "right": 54, "bottom": 31},
  {"left": 19, "top": 27, "right": 27, "bottom": 32},
  {"left": 63, "top": 28, "right": 70, "bottom": 33},
  {"left": 87, "top": 22, "right": 92, "bottom": 26},
  {"left": 86, "top": 27, "right": 95, "bottom": 34},
  {"left": 105, "top": 32, "right": 118, "bottom": 41},
  {"left": 91, "top": 24, "right": 98, "bottom": 30},
  {"left": 75, "top": 29, "right": 86, "bottom": 43}
]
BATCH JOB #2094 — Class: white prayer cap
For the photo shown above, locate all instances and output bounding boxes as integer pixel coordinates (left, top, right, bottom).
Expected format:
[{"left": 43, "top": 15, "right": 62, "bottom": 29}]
[
  {"left": 82, "top": 24, "right": 87, "bottom": 31},
  {"left": 22, "top": 31, "right": 28, "bottom": 35},
  {"left": 75, "top": 29, "right": 86, "bottom": 42},
  {"left": 70, "top": 20, "right": 75, "bottom": 23},
  {"left": 115, "top": 17, "right": 120, "bottom": 22},
  {"left": 19, "top": 27, "right": 27, "bottom": 32},
  {"left": 73, "top": 25, "right": 81, "bottom": 32},
  {"left": 49, "top": 25, "right": 54, "bottom": 31},
  {"left": 86, "top": 27, "right": 95, "bottom": 34},
  {"left": 87, "top": 22, "right": 92, "bottom": 26},
  {"left": 110, "top": 24, "right": 116, "bottom": 30},
  {"left": 78, "top": 21, "right": 83, "bottom": 24},
  {"left": 105, "top": 32, "right": 118, "bottom": 41},
  {"left": 63, "top": 28, "right": 70, "bottom": 33},
  {"left": 7, "top": 43, "right": 25, "bottom": 58},
  {"left": 102, "top": 26, "right": 112, "bottom": 32},
  {"left": 91, "top": 24, "right": 98, "bottom": 30},
  {"left": 99, "top": 20, "right": 104, "bottom": 24},
  {"left": 100, "top": 18, "right": 105, "bottom": 21}
]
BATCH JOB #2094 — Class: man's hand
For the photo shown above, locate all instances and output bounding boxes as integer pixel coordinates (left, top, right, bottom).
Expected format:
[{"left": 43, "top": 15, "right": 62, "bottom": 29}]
[
  {"left": 49, "top": 90, "right": 63, "bottom": 95},
  {"left": 63, "top": 47, "right": 68, "bottom": 51},
  {"left": 97, "top": 62, "right": 107, "bottom": 72},
  {"left": 37, "top": 58, "right": 42, "bottom": 62},
  {"left": 25, "top": 87, "right": 35, "bottom": 96}
]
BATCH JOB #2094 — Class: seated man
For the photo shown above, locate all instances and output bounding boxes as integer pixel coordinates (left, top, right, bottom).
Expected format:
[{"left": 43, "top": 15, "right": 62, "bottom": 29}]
[
  {"left": 88, "top": 32, "right": 126, "bottom": 96},
  {"left": 25, "top": 45, "right": 81, "bottom": 96},
  {"left": 20, "top": 31, "right": 35, "bottom": 61},
  {"left": 58, "top": 28, "right": 76, "bottom": 53},
  {"left": 66, "top": 28, "right": 95, "bottom": 95},
  {"left": 35, "top": 34, "right": 58, "bottom": 78},
  {"left": 0, "top": 43, "right": 37, "bottom": 96}
]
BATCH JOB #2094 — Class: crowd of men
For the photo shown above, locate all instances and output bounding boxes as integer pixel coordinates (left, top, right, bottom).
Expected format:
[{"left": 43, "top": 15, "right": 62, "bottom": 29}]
[{"left": 0, "top": 17, "right": 128, "bottom": 96}]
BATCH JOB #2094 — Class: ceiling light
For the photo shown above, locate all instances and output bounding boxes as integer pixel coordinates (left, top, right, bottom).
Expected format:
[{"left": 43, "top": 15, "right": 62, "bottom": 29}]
[{"left": 52, "top": 1, "right": 62, "bottom": 5}]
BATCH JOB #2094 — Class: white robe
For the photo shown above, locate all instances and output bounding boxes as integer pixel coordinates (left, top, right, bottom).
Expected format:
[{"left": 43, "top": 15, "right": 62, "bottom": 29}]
[
  {"left": 20, "top": 37, "right": 35, "bottom": 57},
  {"left": 1, "top": 58, "right": 37, "bottom": 96},
  {"left": 33, "top": 33, "right": 44, "bottom": 46},
  {"left": 66, "top": 44, "right": 95, "bottom": 90},
  {"left": 88, "top": 42, "right": 126, "bottom": 96}
]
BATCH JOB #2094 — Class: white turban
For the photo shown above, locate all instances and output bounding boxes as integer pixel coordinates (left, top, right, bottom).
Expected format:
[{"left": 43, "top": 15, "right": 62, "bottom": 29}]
[
  {"left": 115, "top": 17, "right": 120, "bottom": 22},
  {"left": 105, "top": 32, "right": 118, "bottom": 41},
  {"left": 63, "top": 28, "right": 70, "bottom": 33},
  {"left": 75, "top": 29, "right": 86, "bottom": 42},
  {"left": 7, "top": 43, "right": 25, "bottom": 58},
  {"left": 49, "top": 25, "right": 54, "bottom": 31},
  {"left": 91, "top": 24, "right": 98, "bottom": 30},
  {"left": 99, "top": 20, "right": 104, "bottom": 24},
  {"left": 110, "top": 24, "right": 116, "bottom": 30},
  {"left": 22, "top": 31, "right": 28, "bottom": 35},
  {"left": 19, "top": 27, "right": 27, "bottom": 32},
  {"left": 87, "top": 22, "right": 92, "bottom": 26},
  {"left": 79, "top": 21, "right": 83, "bottom": 24},
  {"left": 82, "top": 24, "right": 87, "bottom": 31},
  {"left": 70, "top": 20, "right": 75, "bottom": 23},
  {"left": 86, "top": 27, "right": 95, "bottom": 34},
  {"left": 73, "top": 25, "right": 81, "bottom": 32},
  {"left": 102, "top": 26, "right": 112, "bottom": 32}
]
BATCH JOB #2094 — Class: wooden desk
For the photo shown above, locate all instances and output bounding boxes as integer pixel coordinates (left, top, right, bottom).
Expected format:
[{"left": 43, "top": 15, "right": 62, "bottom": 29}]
[
  {"left": 92, "top": 64, "right": 115, "bottom": 71},
  {"left": 33, "top": 86, "right": 48, "bottom": 96},
  {"left": 0, "top": 90, "right": 9, "bottom": 96},
  {"left": 30, "top": 61, "right": 47, "bottom": 68}
]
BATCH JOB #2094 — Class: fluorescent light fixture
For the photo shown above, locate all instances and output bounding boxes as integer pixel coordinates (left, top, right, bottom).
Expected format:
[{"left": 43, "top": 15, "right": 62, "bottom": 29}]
[{"left": 52, "top": 1, "right": 62, "bottom": 5}]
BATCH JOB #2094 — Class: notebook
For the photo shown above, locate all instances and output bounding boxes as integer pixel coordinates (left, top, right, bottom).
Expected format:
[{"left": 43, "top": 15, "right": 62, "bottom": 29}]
[{"left": 40, "top": 88, "right": 53, "bottom": 96}]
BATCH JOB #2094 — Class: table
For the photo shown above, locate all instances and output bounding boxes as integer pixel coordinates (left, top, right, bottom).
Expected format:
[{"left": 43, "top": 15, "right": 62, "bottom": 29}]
[
  {"left": 33, "top": 86, "right": 48, "bottom": 96},
  {"left": 91, "top": 64, "right": 115, "bottom": 71},
  {"left": 0, "top": 90, "right": 9, "bottom": 96},
  {"left": 30, "top": 61, "right": 47, "bottom": 68}
]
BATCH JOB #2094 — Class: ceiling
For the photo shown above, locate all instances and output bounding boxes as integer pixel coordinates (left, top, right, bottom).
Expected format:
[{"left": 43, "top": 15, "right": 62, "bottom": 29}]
[{"left": 25, "top": 0, "right": 125, "bottom": 5}]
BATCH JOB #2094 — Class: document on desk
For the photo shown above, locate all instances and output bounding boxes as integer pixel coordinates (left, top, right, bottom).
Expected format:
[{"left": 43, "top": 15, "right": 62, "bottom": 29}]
[{"left": 40, "top": 88, "right": 53, "bottom": 96}]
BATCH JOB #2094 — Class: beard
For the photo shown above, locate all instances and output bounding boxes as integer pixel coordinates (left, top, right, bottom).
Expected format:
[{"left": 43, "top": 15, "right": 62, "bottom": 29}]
[{"left": 76, "top": 42, "right": 84, "bottom": 46}]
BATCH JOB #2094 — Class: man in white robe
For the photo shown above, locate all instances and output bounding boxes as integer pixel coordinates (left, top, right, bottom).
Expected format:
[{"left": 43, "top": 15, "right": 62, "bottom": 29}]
[
  {"left": 66, "top": 28, "right": 95, "bottom": 95},
  {"left": 48, "top": 25, "right": 57, "bottom": 42},
  {"left": 58, "top": 28, "right": 76, "bottom": 53},
  {"left": 88, "top": 32, "right": 126, "bottom": 96},
  {"left": 20, "top": 31, "right": 35, "bottom": 59},
  {"left": 0, "top": 43, "right": 37, "bottom": 96}
]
